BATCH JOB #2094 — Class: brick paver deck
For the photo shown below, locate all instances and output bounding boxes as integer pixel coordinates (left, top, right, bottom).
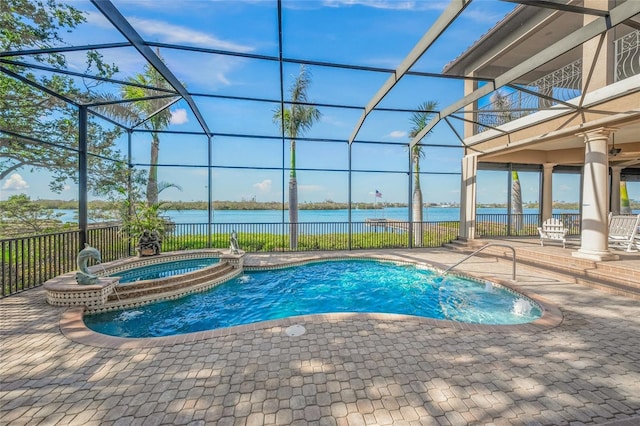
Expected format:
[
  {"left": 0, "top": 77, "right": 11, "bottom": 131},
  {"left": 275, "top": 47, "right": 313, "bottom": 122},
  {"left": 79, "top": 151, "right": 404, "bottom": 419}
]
[{"left": 1, "top": 248, "right": 639, "bottom": 425}]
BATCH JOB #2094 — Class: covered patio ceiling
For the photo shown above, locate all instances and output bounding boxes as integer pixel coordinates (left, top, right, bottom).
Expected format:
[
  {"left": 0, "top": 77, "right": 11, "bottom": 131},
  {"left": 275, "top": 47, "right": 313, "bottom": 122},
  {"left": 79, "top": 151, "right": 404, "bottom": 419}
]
[{"left": 1, "top": 0, "right": 639, "bottom": 173}]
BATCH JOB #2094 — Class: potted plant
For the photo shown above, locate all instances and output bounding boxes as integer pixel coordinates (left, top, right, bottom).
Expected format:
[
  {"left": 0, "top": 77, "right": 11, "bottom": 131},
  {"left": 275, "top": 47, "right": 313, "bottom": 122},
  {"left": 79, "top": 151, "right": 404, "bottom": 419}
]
[
  {"left": 120, "top": 183, "right": 180, "bottom": 257},
  {"left": 128, "top": 202, "right": 166, "bottom": 256}
]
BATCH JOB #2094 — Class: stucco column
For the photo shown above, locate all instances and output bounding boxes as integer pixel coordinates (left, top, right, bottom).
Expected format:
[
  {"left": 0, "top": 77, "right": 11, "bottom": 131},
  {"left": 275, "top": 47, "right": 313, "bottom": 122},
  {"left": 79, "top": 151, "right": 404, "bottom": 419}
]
[
  {"left": 582, "top": 0, "right": 614, "bottom": 91},
  {"left": 572, "top": 128, "right": 618, "bottom": 261},
  {"left": 459, "top": 154, "right": 477, "bottom": 241},
  {"left": 610, "top": 166, "right": 622, "bottom": 216},
  {"left": 542, "top": 163, "right": 555, "bottom": 221}
]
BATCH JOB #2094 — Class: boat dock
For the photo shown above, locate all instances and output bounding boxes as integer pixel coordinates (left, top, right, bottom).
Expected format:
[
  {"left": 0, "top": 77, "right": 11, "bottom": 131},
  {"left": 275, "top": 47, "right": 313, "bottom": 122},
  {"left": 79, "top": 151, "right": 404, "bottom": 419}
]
[{"left": 365, "top": 218, "right": 409, "bottom": 232}]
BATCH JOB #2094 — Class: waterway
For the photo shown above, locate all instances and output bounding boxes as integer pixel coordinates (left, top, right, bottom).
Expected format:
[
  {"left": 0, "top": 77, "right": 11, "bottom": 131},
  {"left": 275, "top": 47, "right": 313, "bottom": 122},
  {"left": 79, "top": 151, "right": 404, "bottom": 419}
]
[{"left": 57, "top": 206, "right": 580, "bottom": 224}]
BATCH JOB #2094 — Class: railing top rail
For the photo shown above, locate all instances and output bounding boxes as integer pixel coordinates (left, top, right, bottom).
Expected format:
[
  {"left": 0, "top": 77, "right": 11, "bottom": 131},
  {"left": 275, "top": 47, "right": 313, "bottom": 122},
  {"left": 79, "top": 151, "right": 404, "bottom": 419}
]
[{"left": 443, "top": 243, "right": 516, "bottom": 281}]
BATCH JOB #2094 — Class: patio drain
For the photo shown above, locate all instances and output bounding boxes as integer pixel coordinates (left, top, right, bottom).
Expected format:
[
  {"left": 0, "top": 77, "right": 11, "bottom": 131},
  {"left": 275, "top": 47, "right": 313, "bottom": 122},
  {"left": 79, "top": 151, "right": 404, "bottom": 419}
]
[{"left": 285, "top": 324, "right": 306, "bottom": 337}]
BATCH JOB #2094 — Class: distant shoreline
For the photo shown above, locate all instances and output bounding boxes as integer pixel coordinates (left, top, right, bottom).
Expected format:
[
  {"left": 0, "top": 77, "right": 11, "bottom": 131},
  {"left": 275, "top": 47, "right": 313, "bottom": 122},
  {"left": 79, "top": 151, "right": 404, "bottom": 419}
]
[{"left": 31, "top": 199, "right": 594, "bottom": 211}]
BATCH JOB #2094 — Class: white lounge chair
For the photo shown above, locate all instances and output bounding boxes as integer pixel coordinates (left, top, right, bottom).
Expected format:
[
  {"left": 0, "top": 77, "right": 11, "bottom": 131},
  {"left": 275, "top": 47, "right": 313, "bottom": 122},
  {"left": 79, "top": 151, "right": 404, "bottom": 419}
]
[
  {"left": 608, "top": 214, "right": 640, "bottom": 252},
  {"left": 537, "top": 218, "right": 567, "bottom": 248}
]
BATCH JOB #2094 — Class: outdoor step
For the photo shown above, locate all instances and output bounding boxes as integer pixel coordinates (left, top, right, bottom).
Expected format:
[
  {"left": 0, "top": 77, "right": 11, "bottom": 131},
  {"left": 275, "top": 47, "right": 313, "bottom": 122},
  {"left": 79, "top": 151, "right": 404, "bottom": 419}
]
[
  {"left": 111, "top": 261, "right": 228, "bottom": 293},
  {"left": 442, "top": 243, "right": 464, "bottom": 252},
  {"left": 98, "top": 265, "right": 241, "bottom": 311},
  {"left": 108, "top": 263, "right": 235, "bottom": 301},
  {"left": 509, "top": 246, "right": 640, "bottom": 291},
  {"left": 519, "top": 259, "right": 640, "bottom": 300},
  {"left": 445, "top": 239, "right": 640, "bottom": 300},
  {"left": 592, "top": 261, "right": 640, "bottom": 291},
  {"left": 442, "top": 239, "right": 481, "bottom": 252}
]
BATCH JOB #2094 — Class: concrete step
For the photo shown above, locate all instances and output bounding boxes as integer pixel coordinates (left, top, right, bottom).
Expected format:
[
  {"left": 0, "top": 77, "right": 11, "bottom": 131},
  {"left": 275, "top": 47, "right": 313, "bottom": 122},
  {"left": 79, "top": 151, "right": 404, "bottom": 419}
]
[
  {"left": 109, "top": 263, "right": 235, "bottom": 301},
  {"left": 445, "top": 239, "right": 640, "bottom": 300},
  {"left": 111, "top": 262, "right": 231, "bottom": 296},
  {"left": 103, "top": 263, "right": 235, "bottom": 309}
]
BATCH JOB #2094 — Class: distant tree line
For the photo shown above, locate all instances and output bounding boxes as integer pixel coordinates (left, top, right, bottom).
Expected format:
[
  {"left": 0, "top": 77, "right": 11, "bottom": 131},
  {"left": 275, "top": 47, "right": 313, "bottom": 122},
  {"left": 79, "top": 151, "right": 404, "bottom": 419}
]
[
  {"left": 34, "top": 199, "right": 408, "bottom": 211},
  {"left": 25, "top": 199, "right": 640, "bottom": 212}
]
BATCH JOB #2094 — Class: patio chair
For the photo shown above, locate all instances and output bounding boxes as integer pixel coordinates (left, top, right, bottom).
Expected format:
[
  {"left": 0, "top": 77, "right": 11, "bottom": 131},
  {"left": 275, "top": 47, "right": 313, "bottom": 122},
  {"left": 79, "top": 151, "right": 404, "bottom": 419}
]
[
  {"left": 537, "top": 218, "right": 567, "bottom": 248},
  {"left": 608, "top": 214, "right": 640, "bottom": 252}
]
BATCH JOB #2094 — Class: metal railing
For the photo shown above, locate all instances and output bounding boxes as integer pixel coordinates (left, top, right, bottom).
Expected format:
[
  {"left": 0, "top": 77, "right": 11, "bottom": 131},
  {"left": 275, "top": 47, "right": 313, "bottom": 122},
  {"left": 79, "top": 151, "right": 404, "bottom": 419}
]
[
  {"left": 1, "top": 220, "right": 463, "bottom": 296},
  {"left": 476, "top": 60, "right": 582, "bottom": 133},
  {"left": 443, "top": 243, "right": 517, "bottom": 281},
  {"left": 2, "top": 214, "right": 582, "bottom": 297},
  {"left": 476, "top": 213, "right": 540, "bottom": 237},
  {"left": 476, "top": 30, "right": 640, "bottom": 132},
  {"left": 615, "top": 29, "right": 640, "bottom": 82},
  {"left": 1, "top": 225, "right": 128, "bottom": 297},
  {"left": 475, "top": 213, "right": 580, "bottom": 238},
  {"left": 163, "top": 221, "right": 460, "bottom": 252}
]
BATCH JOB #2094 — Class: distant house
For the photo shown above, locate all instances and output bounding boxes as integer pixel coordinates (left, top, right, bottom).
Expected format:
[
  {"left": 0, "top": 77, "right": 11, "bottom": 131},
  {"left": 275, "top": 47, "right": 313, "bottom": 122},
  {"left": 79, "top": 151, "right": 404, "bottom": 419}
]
[{"left": 443, "top": 0, "right": 640, "bottom": 261}]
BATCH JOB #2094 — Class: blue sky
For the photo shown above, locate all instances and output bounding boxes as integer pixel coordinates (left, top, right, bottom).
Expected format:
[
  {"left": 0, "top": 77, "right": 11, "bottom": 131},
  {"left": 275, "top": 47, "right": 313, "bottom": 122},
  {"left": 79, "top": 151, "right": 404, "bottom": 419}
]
[{"left": 2, "top": 0, "right": 639, "bottom": 206}]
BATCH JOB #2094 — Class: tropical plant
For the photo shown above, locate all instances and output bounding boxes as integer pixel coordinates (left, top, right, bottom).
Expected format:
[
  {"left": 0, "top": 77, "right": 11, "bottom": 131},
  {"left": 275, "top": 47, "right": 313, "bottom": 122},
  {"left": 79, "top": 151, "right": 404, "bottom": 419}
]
[
  {"left": 272, "top": 65, "right": 321, "bottom": 249},
  {"left": 119, "top": 51, "right": 175, "bottom": 207},
  {"left": 620, "top": 181, "right": 632, "bottom": 214},
  {"left": 490, "top": 89, "right": 514, "bottom": 125},
  {"left": 408, "top": 100, "right": 438, "bottom": 246},
  {"left": 119, "top": 181, "right": 182, "bottom": 249},
  {"left": 511, "top": 171, "right": 523, "bottom": 232}
]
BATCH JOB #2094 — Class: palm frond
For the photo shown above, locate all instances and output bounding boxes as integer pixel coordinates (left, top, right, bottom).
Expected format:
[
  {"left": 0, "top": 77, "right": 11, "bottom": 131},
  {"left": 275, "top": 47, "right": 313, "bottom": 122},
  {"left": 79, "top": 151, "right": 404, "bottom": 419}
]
[
  {"left": 273, "top": 65, "right": 321, "bottom": 140},
  {"left": 409, "top": 100, "right": 438, "bottom": 138},
  {"left": 88, "top": 92, "right": 143, "bottom": 126}
]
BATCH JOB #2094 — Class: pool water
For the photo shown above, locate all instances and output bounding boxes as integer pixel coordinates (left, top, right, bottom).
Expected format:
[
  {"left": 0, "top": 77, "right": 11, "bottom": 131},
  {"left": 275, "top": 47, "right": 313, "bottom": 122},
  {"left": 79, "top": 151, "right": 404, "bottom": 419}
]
[
  {"left": 110, "top": 258, "right": 219, "bottom": 283},
  {"left": 86, "top": 260, "right": 542, "bottom": 337}
]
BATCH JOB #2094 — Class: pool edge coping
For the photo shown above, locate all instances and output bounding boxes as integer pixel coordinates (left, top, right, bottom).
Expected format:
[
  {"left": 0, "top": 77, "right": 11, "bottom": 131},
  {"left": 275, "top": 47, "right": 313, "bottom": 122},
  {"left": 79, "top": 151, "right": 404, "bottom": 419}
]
[{"left": 59, "top": 253, "right": 564, "bottom": 349}]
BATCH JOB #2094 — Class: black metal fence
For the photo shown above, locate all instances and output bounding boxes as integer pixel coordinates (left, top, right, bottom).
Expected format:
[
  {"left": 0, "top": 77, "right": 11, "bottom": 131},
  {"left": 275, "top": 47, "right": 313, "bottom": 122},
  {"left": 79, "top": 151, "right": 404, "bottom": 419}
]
[
  {"left": 475, "top": 213, "right": 581, "bottom": 237},
  {"left": 2, "top": 214, "right": 582, "bottom": 297},
  {"left": 162, "top": 221, "right": 461, "bottom": 252},
  {"left": 1, "top": 225, "right": 129, "bottom": 297}
]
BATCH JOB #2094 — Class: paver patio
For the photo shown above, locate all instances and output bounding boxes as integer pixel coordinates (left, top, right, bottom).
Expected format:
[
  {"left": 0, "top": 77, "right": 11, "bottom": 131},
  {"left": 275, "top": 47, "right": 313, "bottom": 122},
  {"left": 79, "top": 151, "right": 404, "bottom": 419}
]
[{"left": 1, "top": 248, "right": 639, "bottom": 425}]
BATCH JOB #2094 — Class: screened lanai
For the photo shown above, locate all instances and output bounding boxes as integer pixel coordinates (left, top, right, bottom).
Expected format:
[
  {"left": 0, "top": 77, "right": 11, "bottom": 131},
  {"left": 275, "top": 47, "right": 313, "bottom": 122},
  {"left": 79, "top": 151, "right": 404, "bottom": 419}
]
[{"left": 2, "top": 0, "right": 640, "bottom": 292}]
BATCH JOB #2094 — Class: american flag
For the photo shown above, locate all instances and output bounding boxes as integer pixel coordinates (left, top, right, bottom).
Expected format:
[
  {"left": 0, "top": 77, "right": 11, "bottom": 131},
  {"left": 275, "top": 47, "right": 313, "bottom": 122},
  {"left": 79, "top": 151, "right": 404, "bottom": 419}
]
[{"left": 375, "top": 190, "right": 382, "bottom": 198}]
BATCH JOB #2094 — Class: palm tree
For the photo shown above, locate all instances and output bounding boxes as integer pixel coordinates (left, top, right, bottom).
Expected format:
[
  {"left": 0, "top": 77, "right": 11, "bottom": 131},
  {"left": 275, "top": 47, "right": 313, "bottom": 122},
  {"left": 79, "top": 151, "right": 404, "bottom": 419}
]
[
  {"left": 273, "top": 65, "right": 321, "bottom": 249},
  {"left": 121, "top": 58, "right": 173, "bottom": 206},
  {"left": 491, "top": 89, "right": 514, "bottom": 125},
  {"left": 512, "top": 171, "right": 523, "bottom": 232},
  {"left": 408, "top": 100, "right": 438, "bottom": 247},
  {"left": 620, "top": 181, "right": 632, "bottom": 214}
]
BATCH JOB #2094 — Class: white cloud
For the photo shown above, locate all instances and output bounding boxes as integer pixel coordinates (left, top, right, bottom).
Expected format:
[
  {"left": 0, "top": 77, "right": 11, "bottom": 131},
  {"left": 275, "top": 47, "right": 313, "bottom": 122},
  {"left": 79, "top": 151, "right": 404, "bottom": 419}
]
[
  {"left": 389, "top": 130, "right": 406, "bottom": 138},
  {"left": 63, "top": 185, "right": 71, "bottom": 192},
  {"left": 127, "top": 17, "right": 254, "bottom": 52},
  {"left": 322, "top": 0, "right": 447, "bottom": 11},
  {"left": 164, "top": 52, "right": 242, "bottom": 91},
  {"left": 2, "top": 173, "right": 29, "bottom": 191},
  {"left": 215, "top": 72, "right": 231, "bottom": 87},
  {"left": 253, "top": 179, "right": 272, "bottom": 192},
  {"left": 170, "top": 108, "right": 189, "bottom": 125},
  {"left": 84, "top": 11, "right": 115, "bottom": 29}
]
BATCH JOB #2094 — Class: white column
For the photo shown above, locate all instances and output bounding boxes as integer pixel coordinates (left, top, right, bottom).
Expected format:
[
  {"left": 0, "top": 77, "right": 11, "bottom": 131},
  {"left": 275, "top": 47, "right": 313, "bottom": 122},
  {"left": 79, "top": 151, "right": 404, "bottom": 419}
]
[
  {"left": 572, "top": 128, "right": 618, "bottom": 261},
  {"left": 459, "top": 155, "right": 478, "bottom": 241},
  {"left": 542, "top": 163, "right": 555, "bottom": 221},
  {"left": 610, "top": 166, "right": 622, "bottom": 216}
]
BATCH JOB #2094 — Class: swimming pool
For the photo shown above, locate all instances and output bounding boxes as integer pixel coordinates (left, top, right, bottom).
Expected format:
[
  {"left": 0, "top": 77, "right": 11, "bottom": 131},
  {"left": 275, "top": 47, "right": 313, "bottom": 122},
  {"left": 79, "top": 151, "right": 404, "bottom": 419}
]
[
  {"left": 85, "top": 259, "right": 542, "bottom": 337},
  {"left": 110, "top": 257, "right": 220, "bottom": 283}
]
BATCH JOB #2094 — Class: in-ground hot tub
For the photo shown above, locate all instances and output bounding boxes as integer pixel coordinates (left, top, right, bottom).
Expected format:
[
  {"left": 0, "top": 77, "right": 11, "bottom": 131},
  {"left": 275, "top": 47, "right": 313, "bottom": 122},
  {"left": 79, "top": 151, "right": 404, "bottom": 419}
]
[{"left": 44, "top": 249, "right": 243, "bottom": 309}]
